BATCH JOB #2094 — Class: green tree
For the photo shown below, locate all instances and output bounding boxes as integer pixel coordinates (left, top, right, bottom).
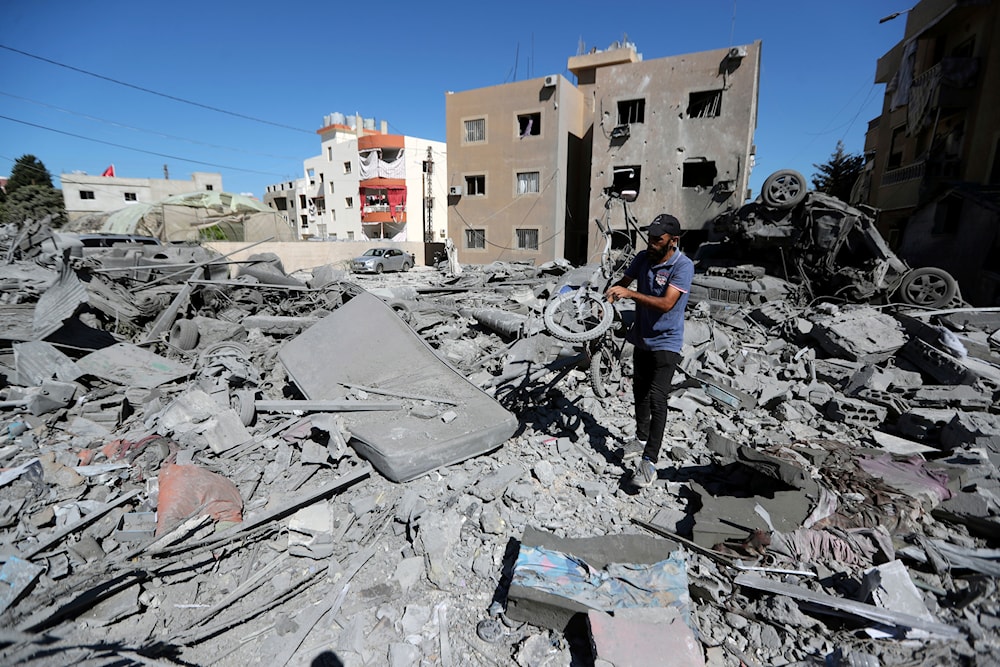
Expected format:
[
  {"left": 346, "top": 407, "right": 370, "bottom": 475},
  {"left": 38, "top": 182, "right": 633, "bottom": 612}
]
[
  {"left": 6, "top": 154, "right": 53, "bottom": 194},
  {"left": 811, "top": 141, "right": 865, "bottom": 203},
  {"left": 0, "top": 184, "right": 67, "bottom": 227},
  {"left": 1, "top": 155, "right": 66, "bottom": 226}
]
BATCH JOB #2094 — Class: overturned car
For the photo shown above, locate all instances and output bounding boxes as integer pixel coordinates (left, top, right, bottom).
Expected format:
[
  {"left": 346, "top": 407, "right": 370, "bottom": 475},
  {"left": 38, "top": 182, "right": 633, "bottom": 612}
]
[{"left": 691, "top": 170, "right": 961, "bottom": 310}]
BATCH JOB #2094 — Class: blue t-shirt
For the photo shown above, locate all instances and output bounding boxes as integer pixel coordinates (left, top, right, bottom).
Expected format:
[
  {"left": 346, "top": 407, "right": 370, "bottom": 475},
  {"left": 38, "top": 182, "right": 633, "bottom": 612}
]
[{"left": 623, "top": 249, "right": 694, "bottom": 352}]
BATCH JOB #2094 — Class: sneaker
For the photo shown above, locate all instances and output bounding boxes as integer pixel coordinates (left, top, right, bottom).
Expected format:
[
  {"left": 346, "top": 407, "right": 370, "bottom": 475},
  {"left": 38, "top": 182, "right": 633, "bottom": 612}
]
[
  {"left": 633, "top": 458, "right": 657, "bottom": 488},
  {"left": 622, "top": 439, "right": 646, "bottom": 462}
]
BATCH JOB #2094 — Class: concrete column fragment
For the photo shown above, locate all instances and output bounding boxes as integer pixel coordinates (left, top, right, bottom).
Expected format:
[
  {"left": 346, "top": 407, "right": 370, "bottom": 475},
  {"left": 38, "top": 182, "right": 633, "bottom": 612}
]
[{"left": 810, "top": 308, "right": 907, "bottom": 363}]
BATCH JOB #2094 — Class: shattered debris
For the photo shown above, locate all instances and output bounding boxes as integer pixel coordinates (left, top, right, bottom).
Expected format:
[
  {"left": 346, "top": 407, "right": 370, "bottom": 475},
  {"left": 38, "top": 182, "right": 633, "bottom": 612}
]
[{"left": 0, "top": 213, "right": 998, "bottom": 666}]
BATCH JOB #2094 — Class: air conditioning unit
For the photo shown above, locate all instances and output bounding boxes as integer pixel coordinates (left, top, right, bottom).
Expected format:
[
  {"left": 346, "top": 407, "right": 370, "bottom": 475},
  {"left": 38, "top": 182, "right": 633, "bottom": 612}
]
[
  {"left": 610, "top": 124, "right": 631, "bottom": 140},
  {"left": 448, "top": 186, "right": 463, "bottom": 196},
  {"left": 728, "top": 46, "right": 747, "bottom": 59},
  {"left": 543, "top": 75, "right": 557, "bottom": 87}
]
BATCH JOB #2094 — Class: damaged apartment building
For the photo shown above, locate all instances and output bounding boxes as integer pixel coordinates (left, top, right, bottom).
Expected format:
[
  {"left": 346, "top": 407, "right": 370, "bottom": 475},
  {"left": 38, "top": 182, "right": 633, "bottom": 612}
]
[
  {"left": 262, "top": 113, "right": 449, "bottom": 246},
  {"left": 861, "top": 0, "right": 1000, "bottom": 306},
  {"left": 444, "top": 39, "right": 760, "bottom": 266}
]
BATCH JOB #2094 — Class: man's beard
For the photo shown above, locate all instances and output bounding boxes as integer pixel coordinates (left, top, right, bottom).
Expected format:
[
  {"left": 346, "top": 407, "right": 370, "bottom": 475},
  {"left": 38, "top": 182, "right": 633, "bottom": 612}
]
[{"left": 647, "top": 244, "right": 669, "bottom": 261}]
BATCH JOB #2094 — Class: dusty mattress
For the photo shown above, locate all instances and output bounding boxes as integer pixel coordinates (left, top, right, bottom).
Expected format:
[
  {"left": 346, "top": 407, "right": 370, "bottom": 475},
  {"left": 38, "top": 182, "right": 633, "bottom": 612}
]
[{"left": 278, "top": 291, "right": 518, "bottom": 482}]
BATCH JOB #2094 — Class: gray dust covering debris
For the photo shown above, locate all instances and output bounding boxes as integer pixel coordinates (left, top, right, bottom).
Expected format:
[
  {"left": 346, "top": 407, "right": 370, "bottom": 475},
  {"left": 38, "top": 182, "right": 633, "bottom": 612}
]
[{"left": 0, "top": 216, "right": 999, "bottom": 667}]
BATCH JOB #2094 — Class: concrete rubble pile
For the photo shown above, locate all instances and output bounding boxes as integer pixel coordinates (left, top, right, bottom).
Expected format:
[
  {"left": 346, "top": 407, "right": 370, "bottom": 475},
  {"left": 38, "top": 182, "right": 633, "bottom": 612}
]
[{"left": 0, "top": 221, "right": 999, "bottom": 666}]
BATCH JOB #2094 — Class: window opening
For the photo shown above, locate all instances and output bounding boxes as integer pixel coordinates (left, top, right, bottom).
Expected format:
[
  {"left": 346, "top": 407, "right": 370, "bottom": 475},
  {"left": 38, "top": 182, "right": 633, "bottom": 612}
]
[
  {"left": 687, "top": 90, "right": 723, "bottom": 118},
  {"left": 517, "top": 171, "right": 540, "bottom": 194},
  {"left": 516, "top": 229, "right": 539, "bottom": 250},
  {"left": 466, "top": 228, "right": 486, "bottom": 249},
  {"left": 611, "top": 166, "right": 641, "bottom": 195},
  {"left": 682, "top": 161, "right": 717, "bottom": 188},
  {"left": 617, "top": 99, "right": 645, "bottom": 124},
  {"left": 465, "top": 175, "right": 486, "bottom": 196},
  {"left": 887, "top": 125, "right": 906, "bottom": 170},
  {"left": 517, "top": 112, "right": 541, "bottom": 138},
  {"left": 465, "top": 118, "right": 486, "bottom": 143}
]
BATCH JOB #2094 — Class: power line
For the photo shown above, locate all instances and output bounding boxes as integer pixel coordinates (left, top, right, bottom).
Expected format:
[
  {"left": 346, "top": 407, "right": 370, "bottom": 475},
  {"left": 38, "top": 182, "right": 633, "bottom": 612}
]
[
  {"left": 0, "top": 91, "right": 305, "bottom": 162},
  {"left": 0, "top": 43, "right": 314, "bottom": 135},
  {"left": 0, "top": 115, "right": 287, "bottom": 177}
]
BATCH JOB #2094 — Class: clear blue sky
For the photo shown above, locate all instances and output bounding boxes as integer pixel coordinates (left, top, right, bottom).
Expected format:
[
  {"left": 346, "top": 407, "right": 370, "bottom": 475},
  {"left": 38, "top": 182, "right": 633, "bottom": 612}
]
[{"left": 0, "top": 1, "right": 908, "bottom": 201}]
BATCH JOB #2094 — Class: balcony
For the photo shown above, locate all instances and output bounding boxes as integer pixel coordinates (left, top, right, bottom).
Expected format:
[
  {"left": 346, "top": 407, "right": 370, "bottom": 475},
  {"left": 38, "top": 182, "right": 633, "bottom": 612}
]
[
  {"left": 361, "top": 206, "right": 406, "bottom": 224},
  {"left": 911, "top": 57, "right": 979, "bottom": 112},
  {"left": 363, "top": 204, "right": 406, "bottom": 214},
  {"left": 882, "top": 160, "right": 925, "bottom": 186}
]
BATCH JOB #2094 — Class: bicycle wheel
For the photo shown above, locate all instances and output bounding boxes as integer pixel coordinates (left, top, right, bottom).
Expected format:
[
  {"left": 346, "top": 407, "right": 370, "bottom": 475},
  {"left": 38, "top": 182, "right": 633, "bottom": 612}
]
[
  {"left": 543, "top": 290, "right": 615, "bottom": 342},
  {"left": 589, "top": 344, "right": 624, "bottom": 398}
]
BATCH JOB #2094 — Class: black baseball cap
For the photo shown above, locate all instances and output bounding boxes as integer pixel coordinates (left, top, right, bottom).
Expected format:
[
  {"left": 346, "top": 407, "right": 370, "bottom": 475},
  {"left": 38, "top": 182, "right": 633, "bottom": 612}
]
[{"left": 641, "top": 213, "right": 682, "bottom": 237}]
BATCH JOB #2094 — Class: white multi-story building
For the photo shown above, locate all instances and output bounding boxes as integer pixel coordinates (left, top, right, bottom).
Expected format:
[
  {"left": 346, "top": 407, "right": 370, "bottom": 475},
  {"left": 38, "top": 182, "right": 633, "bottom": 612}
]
[
  {"left": 60, "top": 171, "right": 223, "bottom": 222},
  {"left": 265, "top": 113, "right": 448, "bottom": 242}
]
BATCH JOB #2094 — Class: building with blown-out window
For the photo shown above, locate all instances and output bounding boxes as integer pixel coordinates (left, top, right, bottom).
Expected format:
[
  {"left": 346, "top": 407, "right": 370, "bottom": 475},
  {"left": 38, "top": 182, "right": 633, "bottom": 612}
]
[{"left": 444, "top": 40, "right": 762, "bottom": 266}]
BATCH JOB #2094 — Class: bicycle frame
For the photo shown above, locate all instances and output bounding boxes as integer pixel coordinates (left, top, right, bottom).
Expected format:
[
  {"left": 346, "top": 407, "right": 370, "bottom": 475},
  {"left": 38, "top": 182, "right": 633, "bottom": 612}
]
[
  {"left": 595, "top": 189, "right": 644, "bottom": 286},
  {"left": 542, "top": 190, "right": 645, "bottom": 344}
]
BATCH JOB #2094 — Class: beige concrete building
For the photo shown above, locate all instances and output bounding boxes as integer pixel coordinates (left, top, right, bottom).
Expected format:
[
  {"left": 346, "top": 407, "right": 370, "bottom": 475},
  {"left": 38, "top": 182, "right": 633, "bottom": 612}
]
[
  {"left": 60, "top": 171, "right": 223, "bottom": 222},
  {"left": 264, "top": 113, "right": 447, "bottom": 243},
  {"left": 445, "top": 41, "right": 761, "bottom": 265},
  {"left": 445, "top": 74, "right": 591, "bottom": 266}
]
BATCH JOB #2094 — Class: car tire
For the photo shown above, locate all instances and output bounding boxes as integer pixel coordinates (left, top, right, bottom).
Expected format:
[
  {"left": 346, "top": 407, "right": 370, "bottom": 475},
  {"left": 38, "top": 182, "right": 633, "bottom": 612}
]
[
  {"left": 761, "top": 169, "right": 807, "bottom": 210},
  {"left": 387, "top": 299, "right": 413, "bottom": 323},
  {"left": 230, "top": 388, "right": 256, "bottom": 426},
  {"left": 402, "top": 262, "right": 411, "bottom": 272},
  {"left": 169, "top": 319, "right": 199, "bottom": 350},
  {"left": 898, "top": 267, "right": 958, "bottom": 308},
  {"left": 375, "top": 263, "right": 384, "bottom": 274}
]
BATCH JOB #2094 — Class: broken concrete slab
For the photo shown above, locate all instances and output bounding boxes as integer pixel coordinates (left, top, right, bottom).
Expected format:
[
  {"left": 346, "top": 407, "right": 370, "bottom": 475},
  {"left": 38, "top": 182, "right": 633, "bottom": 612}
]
[{"left": 810, "top": 308, "right": 907, "bottom": 363}]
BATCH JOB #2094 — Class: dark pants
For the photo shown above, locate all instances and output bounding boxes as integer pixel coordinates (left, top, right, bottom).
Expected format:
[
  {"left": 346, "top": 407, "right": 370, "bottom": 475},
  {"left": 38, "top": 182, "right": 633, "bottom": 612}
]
[{"left": 632, "top": 348, "right": 681, "bottom": 464}]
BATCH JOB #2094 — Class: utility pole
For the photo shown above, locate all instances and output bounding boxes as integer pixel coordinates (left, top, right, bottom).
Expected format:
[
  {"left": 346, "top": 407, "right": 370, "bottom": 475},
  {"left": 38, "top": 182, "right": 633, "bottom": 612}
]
[
  {"left": 424, "top": 146, "right": 434, "bottom": 242},
  {"left": 163, "top": 164, "right": 169, "bottom": 180}
]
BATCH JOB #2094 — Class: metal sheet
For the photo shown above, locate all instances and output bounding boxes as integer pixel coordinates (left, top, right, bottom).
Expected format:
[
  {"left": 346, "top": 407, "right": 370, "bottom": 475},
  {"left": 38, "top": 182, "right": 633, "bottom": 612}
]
[
  {"left": 76, "top": 343, "right": 192, "bottom": 388},
  {"left": 32, "top": 262, "right": 88, "bottom": 339},
  {"left": 12, "top": 341, "right": 82, "bottom": 385}
]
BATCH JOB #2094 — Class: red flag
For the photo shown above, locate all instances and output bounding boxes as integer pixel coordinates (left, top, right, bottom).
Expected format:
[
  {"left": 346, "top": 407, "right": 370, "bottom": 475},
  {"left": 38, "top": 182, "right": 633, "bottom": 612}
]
[{"left": 101, "top": 164, "right": 115, "bottom": 177}]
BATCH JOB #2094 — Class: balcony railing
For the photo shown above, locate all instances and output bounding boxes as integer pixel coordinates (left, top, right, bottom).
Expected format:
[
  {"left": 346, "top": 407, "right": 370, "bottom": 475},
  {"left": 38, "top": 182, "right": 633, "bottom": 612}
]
[
  {"left": 882, "top": 160, "right": 925, "bottom": 186},
  {"left": 363, "top": 204, "right": 406, "bottom": 213}
]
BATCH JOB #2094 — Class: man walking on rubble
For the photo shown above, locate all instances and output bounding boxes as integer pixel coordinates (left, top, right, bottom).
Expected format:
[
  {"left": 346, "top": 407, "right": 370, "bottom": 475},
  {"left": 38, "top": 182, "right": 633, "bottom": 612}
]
[{"left": 605, "top": 213, "right": 694, "bottom": 488}]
